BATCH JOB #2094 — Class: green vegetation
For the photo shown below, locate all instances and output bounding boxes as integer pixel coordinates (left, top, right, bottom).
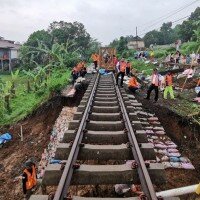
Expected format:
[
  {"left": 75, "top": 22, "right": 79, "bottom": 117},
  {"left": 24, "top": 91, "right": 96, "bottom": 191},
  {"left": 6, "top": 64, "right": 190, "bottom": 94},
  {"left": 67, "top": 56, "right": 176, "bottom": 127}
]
[
  {"left": 0, "top": 69, "right": 71, "bottom": 126},
  {"left": 109, "top": 7, "right": 200, "bottom": 55},
  {"left": 143, "top": 7, "right": 200, "bottom": 47},
  {"left": 0, "top": 20, "right": 101, "bottom": 126},
  {"left": 130, "top": 60, "right": 155, "bottom": 75}
]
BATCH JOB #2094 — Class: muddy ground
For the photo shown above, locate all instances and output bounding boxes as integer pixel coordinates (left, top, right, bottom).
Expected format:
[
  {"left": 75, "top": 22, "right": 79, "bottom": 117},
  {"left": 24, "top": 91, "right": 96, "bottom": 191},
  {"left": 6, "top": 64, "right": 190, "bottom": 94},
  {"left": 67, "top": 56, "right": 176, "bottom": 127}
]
[
  {"left": 135, "top": 88, "right": 200, "bottom": 200},
  {"left": 0, "top": 91, "right": 84, "bottom": 200}
]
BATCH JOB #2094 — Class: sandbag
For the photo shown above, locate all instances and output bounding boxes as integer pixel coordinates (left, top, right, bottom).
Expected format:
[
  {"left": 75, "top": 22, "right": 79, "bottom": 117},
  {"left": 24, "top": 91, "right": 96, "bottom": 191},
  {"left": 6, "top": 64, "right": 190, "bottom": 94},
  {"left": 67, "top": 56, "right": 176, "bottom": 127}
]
[
  {"left": 169, "top": 157, "right": 180, "bottom": 162},
  {"left": 168, "top": 152, "right": 181, "bottom": 157},
  {"left": 168, "top": 148, "right": 179, "bottom": 153},
  {"left": 148, "top": 117, "right": 158, "bottom": 121},
  {"left": 155, "top": 131, "right": 165, "bottom": 135},
  {"left": 154, "top": 144, "right": 167, "bottom": 149}
]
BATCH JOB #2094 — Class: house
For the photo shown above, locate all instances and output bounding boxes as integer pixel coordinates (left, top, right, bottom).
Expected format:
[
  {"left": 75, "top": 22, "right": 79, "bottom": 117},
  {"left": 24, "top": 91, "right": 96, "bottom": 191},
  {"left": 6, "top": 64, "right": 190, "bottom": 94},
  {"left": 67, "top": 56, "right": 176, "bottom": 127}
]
[
  {"left": 0, "top": 37, "right": 21, "bottom": 71},
  {"left": 127, "top": 36, "right": 145, "bottom": 50}
]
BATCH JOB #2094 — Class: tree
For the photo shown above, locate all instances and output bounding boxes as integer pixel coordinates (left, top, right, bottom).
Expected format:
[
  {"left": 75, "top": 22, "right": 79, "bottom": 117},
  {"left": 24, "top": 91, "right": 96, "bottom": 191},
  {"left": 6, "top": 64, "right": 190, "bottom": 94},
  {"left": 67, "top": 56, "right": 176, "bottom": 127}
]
[
  {"left": 116, "top": 36, "right": 128, "bottom": 54},
  {"left": 84, "top": 38, "right": 101, "bottom": 60},
  {"left": 143, "top": 30, "right": 163, "bottom": 47},
  {"left": 48, "top": 21, "right": 91, "bottom": 54},
  {"left": 160, "top": 22, "right": 173, "bottom": 44},
  {"left": 25, "top": 30, "right": 52, "bottom": 48},
  {"left": 178, "top": 7, "right": 200, "bottom": 42}
]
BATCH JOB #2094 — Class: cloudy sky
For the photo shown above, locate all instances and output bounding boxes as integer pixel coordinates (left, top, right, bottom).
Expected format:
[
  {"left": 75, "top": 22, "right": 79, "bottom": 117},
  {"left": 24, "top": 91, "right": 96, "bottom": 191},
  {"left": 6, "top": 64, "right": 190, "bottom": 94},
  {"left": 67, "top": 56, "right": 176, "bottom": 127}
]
[{"left": 0, "top": 0, "right": 199, "bottom": 45}]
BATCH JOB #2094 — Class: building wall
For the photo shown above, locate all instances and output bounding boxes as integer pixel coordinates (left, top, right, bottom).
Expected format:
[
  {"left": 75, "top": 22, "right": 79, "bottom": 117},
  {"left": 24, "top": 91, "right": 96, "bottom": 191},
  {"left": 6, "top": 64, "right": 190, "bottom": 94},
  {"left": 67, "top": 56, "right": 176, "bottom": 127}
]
[
  {"left": 127, "top": 41, "right": 145, "bottom": 49},
  {"left": 11, "top": 49, "right": 18, "bottom": 59}
]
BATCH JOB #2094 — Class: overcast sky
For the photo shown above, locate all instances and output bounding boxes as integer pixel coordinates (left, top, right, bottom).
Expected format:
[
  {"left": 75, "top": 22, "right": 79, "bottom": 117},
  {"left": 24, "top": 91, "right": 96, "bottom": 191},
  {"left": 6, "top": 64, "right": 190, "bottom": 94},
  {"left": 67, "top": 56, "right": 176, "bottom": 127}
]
[{"left": 0, "top": 0, "right": 199, "bottom": 45}]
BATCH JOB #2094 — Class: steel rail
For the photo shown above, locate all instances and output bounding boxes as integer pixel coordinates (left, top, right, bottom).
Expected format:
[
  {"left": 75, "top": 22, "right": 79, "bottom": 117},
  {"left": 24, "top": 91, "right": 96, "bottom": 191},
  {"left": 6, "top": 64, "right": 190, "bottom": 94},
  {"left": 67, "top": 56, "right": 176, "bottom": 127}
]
[
  {"left": 53, "top": 73, "right": 100, "bottom": 200},
  {"left": 113, "top": 74, "right": 158, "bottom": 200}
]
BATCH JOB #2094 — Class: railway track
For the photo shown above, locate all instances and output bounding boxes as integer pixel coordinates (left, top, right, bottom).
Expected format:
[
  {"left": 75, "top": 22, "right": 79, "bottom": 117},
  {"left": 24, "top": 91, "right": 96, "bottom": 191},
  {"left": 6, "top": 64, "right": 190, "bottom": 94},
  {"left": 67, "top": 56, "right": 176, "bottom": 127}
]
[{"left": 30, "top": 73, "right": 179, "bottom": 200}]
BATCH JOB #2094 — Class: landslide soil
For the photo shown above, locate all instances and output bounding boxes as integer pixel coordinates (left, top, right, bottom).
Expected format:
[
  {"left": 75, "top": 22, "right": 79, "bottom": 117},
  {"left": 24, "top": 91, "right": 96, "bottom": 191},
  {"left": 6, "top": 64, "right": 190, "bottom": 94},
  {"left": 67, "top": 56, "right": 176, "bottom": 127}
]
[
  {"left": 0, "top": 92, "right": 84, "bottom": 200},
  {"left": 135, "top": 86, "right": 200, "bottom": 200}
]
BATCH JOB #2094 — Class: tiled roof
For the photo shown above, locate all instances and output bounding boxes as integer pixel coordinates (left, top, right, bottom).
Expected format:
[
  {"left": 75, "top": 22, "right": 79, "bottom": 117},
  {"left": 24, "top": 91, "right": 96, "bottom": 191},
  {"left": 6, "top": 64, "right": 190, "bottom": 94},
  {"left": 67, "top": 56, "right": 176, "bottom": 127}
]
[{"left": 0, "top": 39, "right": 21, "bottom": 50}]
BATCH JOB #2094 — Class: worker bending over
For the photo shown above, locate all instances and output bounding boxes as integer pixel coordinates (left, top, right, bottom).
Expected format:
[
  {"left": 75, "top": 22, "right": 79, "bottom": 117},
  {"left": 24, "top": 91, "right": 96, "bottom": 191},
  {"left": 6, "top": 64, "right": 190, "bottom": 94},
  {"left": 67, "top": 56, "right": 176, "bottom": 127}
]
[
  {"left": 22, "top": 160, "right": 37, "bottom": 199},
  {"left": 128, "top": 74, "right": 140, "bottom": 93},
  {"left": 116, "top": 58, "right": 127, "bottom": 87}
]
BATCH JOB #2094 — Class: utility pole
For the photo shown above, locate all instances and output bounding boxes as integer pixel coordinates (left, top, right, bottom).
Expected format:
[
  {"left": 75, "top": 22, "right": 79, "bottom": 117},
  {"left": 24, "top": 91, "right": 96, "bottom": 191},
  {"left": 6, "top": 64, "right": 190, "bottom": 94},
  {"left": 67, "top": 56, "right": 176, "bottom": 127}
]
[{"left": 136, "top": 26, "right": 138, "bottom": 49}]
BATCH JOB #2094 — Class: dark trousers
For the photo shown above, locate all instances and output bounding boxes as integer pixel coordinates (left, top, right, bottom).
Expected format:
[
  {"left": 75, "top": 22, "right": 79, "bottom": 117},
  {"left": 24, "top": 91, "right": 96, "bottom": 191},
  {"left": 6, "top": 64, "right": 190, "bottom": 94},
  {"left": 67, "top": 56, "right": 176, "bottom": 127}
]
[
  {"left": 129, "top": 86, "right": 138, "bottom": 93},
  {"left": 198, "top": 91, "right": 200, "bottom": 97},
  {"left": 116, "top": 71, "right": 125, "bottom": 86},
  {"left": 72, "top": 73, "right": 78, "bottom": 84},
  {"left": 126, "top": 67, "right": 130, "bottom": 76},
  {"left": 94, "top": 61, "right": 98, "bottom": 69},
  {"left": 147, "top": 84, "right": 159, "bottom": 101}
]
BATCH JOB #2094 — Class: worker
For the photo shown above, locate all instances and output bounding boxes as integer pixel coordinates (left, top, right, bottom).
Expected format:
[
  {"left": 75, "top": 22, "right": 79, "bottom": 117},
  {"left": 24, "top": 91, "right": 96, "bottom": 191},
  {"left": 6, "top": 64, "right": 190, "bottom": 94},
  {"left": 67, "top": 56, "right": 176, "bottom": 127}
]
[
  {"left": 163, "top": 71, "right": 175, "bottom": 99},
  {"left": 150, "top": 50, "right": 154, "bottom": 62},
  {"left": 126, "top": 61, "right": 132, "bottom": 76},
  {"left": 91, "top": 53, "right": 99, "bottom": 69},
  {"left": 112, "top": 55, "right": 118, "bottom": 70},
  {"left": 22, "top": 160, "right": 37, "bottom": 199},
  {"left": 80, "top": 67, "right": 87, "bottom": 77},
  {"left": 144, "top": 68, "right": 161, "bottom": 103},
  {"left": 116, "top": 58, "right": 127, "bottom": 87},
  {"left": 177, "top": 66, "right": 195, "bottom": 79},
  {"left": 76, "top": 62, "right": 83, "bottom": 73},
  {"left": 195, "top": 78, "right": 200, "bottom": 97},
  {"left": 128, "top": 74, "right": 140, "bottom": 93},
  {"left": 71, "top": 66, "right": 78, "bottom": 84}
]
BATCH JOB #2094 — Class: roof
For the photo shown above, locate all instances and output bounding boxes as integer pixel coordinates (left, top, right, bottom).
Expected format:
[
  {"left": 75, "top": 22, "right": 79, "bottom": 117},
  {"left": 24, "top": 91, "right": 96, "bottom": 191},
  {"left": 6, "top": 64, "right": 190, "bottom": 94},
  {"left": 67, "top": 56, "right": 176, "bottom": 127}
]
[
  {"left": 129, "top": 36, "right": 143, "bottom": 42},
  {"left": 0, "top": 39, "right": 21, "bottom": 50}
]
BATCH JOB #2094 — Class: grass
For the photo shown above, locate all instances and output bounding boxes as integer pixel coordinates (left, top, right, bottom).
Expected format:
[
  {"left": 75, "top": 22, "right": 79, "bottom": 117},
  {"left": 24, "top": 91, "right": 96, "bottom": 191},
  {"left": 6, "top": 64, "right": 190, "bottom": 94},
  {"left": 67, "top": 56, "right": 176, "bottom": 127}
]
[
  {"left": 129, "top": 59, "right": 200, "bottom": 123},
  {"left": 0, "top": 68, "right": 71, "bottom": 126},
  {"left": 131, "top": 59, "right": 167, "bottom": 75},
  {"left": 131, "top": 60, "right": 155, "bottom": 75}
]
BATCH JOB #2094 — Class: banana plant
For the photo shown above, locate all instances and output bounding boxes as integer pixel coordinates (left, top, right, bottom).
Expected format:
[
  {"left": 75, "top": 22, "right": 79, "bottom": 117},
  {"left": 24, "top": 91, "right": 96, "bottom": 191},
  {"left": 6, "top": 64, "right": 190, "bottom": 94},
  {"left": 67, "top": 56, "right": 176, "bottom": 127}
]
[
  {"left": 22, "top": 70, "right": 37, "bottom": 92},
  {"left": 0, "top": 81, "right": 12, "bottom": 112},
  {"left": 10, "top": 69, "right": 20, "bottom": 96}
]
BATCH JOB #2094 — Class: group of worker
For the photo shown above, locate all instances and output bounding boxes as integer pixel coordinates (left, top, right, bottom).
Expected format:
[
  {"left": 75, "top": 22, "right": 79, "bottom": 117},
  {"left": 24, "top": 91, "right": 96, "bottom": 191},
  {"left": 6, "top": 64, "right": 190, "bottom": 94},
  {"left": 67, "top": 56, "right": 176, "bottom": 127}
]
[
  {"left": 143, "top": 69, "right": 175, "bottom": 103},
  {"left": 71, "top": 61, "right": 87, "bottom": 83},
  {"left": 115, "top": 57, "right": 176, "bottom": 103}
]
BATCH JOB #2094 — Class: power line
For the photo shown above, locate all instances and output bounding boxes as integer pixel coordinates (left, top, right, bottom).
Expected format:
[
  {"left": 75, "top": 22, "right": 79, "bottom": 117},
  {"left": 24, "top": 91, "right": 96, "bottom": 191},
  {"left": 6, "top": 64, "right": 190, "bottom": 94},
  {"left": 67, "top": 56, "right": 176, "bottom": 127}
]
[
  {"left": 138, "top": 15, "right": 191, "bottom": 37},
  {"left": 138, "top": 0, "right": 199, "bottom": 29}
]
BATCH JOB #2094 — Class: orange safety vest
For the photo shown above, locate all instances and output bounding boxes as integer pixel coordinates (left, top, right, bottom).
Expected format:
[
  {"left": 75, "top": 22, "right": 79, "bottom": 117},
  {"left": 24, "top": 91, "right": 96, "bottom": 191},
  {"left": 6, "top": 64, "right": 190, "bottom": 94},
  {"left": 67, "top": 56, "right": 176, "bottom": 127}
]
[
  {"left": 165, "top": 74, "right": 173, "bottom": 86},
  {"left": 23, "top": 166, "right": 37, "bottom": 190},
  {"left": 91, "top": 54, "right": 98, "bottom": 62},
  {"left": 197, "top": 79, "right": 200, "bottom": 86},
  {"left": 120, "top": 61, "right": 127, "bottom": 72},
  {"left": 128, "top": 77, "right": 138, "bottom": 87}
]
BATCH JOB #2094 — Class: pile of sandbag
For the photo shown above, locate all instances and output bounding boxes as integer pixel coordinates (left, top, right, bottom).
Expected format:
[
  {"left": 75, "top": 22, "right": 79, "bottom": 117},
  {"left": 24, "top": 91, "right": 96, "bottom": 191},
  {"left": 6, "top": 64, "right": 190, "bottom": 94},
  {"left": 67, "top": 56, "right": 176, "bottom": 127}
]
[
  {"left": 37, "top": 107, "right": 77, "bottom": 178},
  {"left": 137, "top": 111, "right": 194, "bottom": 170}
]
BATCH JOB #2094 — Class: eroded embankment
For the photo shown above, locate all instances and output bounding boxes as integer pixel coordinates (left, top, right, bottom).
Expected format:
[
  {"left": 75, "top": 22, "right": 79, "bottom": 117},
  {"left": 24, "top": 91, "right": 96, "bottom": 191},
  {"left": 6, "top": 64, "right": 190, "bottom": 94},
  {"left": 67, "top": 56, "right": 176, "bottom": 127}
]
[
  {"left": 0, "top": 91, "right": 84, "bottom": 200},
  {"left": 136, "top": 96, "right": 200, "bottom": 200}
]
